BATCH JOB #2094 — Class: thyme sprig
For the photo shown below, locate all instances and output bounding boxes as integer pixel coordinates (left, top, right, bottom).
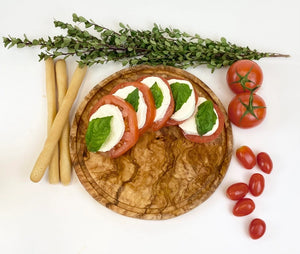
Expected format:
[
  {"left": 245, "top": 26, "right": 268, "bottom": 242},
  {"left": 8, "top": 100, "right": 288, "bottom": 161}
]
[{"left": 2, "top": 13, "right": 289, "bottom": 71}]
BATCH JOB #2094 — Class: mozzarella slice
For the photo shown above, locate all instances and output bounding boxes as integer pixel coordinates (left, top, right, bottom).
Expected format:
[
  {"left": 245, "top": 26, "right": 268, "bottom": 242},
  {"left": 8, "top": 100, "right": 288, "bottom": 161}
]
[
  {"left": 179, "top": 97, "right": 219, "bottom": 136},
  {"left": 140, "top": 76, "right": 171, "bottom": 122},
  {"left": 168, "top": 79, "right": 196, "bottom": 122},
  {"left": 89, "top": 104, "right": 125, "bottom": 152},
  {"left": 113, "top": 86, "right": 147, "bottom": 129}
]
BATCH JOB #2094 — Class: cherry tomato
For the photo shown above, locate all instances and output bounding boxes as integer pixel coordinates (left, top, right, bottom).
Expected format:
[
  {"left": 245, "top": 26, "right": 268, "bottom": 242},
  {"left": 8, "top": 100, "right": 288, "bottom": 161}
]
[
  {"left": 182, "top": 104, "right": 225, "bottom": 143},
  {"left": 257, "top": 152, "right": 273, "bottom": 174},
  {"left": 137, "top": 76, "right": 175, "bottom": 131},
  {"left": 226, "top": 182, "right": 249, "bottom": 200},
  {"left": 249, "top": 173, "right": 265, "bottom": 197},
  {"left": 226, "top": 60, "right": 263, "bottom": 94},
  {"left": 110, "top": 82, "right": 156, "bottom": 135},
  {"left": 89, "top": 95, "right": 139, "bottom": 158},
  {"left": 249, "top": 218, "right": 266, "bottom": 239},
  {"left": 236, "top": 146, "right": 256, "bottom": 169},
  {"left": 228, "top": 92, "right": 266, "bottom": 128},
  {"left": 233, "top": 198, "right": 255, "bottom": 216}
]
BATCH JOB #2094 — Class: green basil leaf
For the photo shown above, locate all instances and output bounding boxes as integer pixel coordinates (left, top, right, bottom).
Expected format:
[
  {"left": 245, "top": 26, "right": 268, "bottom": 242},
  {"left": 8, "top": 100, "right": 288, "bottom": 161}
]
[
  {"left": 85, "top": 116, "right": 113, "bottom": 152},
  {"left": 150, "top": 82, "right": 163, "bottom": 109},
  {"left": 125, "top": 88, "right": 139, "bottom": 112},
  {"left": 170, "top": 82, "right": 192, "bottom": 112},
  {"left": 195, "top": 100, "right": 217, "bottom": 136}
]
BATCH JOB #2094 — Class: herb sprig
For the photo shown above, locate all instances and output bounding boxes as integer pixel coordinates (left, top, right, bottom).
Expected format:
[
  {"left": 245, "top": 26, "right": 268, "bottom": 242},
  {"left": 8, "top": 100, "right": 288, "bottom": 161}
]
[{"left": 2, "top": 13, "right": 289, "bottom": 71}]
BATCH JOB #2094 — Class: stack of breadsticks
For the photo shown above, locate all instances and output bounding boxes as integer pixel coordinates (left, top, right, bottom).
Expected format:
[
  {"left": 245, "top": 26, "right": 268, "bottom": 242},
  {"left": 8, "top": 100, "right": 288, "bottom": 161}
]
[{"left": 30, "top": 59, "right": 87, "bottom": 184}]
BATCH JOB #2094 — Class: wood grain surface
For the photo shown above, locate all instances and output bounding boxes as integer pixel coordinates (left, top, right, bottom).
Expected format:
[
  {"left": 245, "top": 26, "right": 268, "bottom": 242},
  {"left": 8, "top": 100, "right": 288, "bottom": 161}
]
[{"left": 70, "top": 65, "right": 233, "bottom": 220}]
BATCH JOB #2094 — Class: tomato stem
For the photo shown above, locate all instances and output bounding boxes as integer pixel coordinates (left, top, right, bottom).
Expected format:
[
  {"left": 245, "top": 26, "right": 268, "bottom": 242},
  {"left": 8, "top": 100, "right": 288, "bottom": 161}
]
[
  {"left": 239, "top": 90, "right": 266, "bottom": 121},
  {"left": 231, "top": 65, "right": 258, "bottom": 92}
]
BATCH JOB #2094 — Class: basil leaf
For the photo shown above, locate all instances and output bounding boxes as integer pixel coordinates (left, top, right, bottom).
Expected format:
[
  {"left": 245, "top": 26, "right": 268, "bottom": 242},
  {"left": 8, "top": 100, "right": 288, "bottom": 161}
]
[
  {"left": 85, "top": 116, "right": 113, "bottom": 152},
  {"left": 125, "top": 88, "right": 139, "bottom": 112},
  {"left": 195, "top": 100, "right": 217, "bottom": 136},
  {"left": 170, "top": 82, "right": 192, "bottom": 112},
  {"left": 150, "top": 82, "right": 163, "bottom": 109}
]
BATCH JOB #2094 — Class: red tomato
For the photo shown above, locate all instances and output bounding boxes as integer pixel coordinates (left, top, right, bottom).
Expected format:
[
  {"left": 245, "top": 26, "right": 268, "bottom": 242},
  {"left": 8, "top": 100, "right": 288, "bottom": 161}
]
[
  {"left": 249, "top": 173, "right": 265, "bottom": 197},
  {"left": 257, "top": 152, "right": 273, "bottom": 174},
  {"left": 233, "top": 198, "right": 255, "bottom": 216},
  {"left": 226, "top": 60, "right": 263, "bottom": 94},
  {"left": 182, "top": 104, "right": 225, "bottom": 143},
  {"left": 226, "top": 183, "right": 249, "bottom": 200},
  {"left": 137, "top": 76, "right": 175, "bottom": 131},
  {"left": 110, "top": 82, "right": 156, "bottom": 135},
  {"left": 236, "top": 146, "right": 256, "bottom": 169},
  {"left": 166, "top": 77, "right": 199, "bottom": 126},
  {"left": 249, "top": 218, "right": 266, "bottom": 239},
  {"left": 89, "top": 95, "right": 139, "bottom": 158},
  {"left": 228, "top": 92, "right": 266, "bottom": 128}
]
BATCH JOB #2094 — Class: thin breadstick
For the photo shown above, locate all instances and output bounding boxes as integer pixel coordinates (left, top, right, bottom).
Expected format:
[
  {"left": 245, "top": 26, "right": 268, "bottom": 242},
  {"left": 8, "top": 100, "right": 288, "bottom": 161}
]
[
  {"left": 55, "top": 59, "right": 72, "bottom": 185},
  {"left": 30, "top": 64, "right": 87, "bottom": 183},
  {"left": 45, "top": 58, "right": 60, "bottom": 184}
]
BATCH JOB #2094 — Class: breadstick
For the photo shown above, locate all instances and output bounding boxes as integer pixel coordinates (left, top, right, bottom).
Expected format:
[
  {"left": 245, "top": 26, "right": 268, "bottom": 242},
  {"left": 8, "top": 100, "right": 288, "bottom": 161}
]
[
  {"left": 55, "top": 59, "right": 72, "bottom": 185},
  {"left": 30, "top": 64, "right": 87, "bottom": 183},
  {"left": 45, "top": 58, "right": 60, "bottom": 184}
]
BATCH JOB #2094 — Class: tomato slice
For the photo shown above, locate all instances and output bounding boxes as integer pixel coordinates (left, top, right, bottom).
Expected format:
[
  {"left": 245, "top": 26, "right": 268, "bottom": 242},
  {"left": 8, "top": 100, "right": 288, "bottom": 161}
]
[
  {"left": 182, "top": 104, "right": 225, "bottom": 143},
  {"left": 89, "top": 95, "right": 139, "bottom": 158},
  {"left": 137, "top": 76, "right": 175, "bottom": 131},
  {"left": 166, "top": 78, "right": 198, "bottom": 126},
  {"left": 110, "top": 82, "right": 155, "bottom": 135}
]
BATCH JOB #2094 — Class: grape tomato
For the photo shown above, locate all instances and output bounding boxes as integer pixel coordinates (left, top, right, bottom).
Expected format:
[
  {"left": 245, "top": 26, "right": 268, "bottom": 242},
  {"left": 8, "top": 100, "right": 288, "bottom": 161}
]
[
  {"left": 226, "top": 183, "right": 249, "bottom": 200},
  {"left": 232, "top": 198, "right": 255, "bottom": 216},
  {"left": 249, "top": 218, "right": 266, "bottom": 239},
  {"left": 257, "top": 152, "right": 273, "bottom": 174},
  {"left": 236, "top": 146, "right": 256, "bottom": 169},
  {"left": 249, "top": 173, "right": 265, "bottom": 197}
]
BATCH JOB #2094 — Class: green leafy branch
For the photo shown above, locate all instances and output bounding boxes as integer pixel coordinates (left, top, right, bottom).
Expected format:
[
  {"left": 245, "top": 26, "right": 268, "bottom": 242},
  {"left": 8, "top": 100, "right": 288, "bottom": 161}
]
[{"left": 2, "top": 13, "right": 290, "bottom": 71}]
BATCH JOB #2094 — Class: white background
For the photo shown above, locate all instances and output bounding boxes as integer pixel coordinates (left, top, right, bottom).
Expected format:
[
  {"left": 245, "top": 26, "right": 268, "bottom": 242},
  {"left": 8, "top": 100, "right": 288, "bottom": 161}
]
[{"left": 1, "top": 0, "right": 300, "bottom": 253}]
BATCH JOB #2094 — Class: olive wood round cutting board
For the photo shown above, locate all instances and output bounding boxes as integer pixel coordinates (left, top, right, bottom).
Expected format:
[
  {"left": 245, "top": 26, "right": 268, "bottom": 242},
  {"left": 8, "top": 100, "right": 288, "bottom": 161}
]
[{"left": 70, "top": 65, "right": 233, "bottom": 220}]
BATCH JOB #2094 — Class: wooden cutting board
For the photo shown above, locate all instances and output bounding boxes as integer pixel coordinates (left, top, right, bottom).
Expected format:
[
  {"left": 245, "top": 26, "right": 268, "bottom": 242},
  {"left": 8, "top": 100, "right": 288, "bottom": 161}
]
[{"left": 70, "top": 65, "right": 233, "bottom": 220}]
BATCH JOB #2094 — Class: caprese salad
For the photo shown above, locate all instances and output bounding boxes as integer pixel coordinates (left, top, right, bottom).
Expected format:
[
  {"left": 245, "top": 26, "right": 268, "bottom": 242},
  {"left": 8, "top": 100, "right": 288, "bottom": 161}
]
[{"left": 85, "top": 75, "right": 225, "bottom": 158}]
